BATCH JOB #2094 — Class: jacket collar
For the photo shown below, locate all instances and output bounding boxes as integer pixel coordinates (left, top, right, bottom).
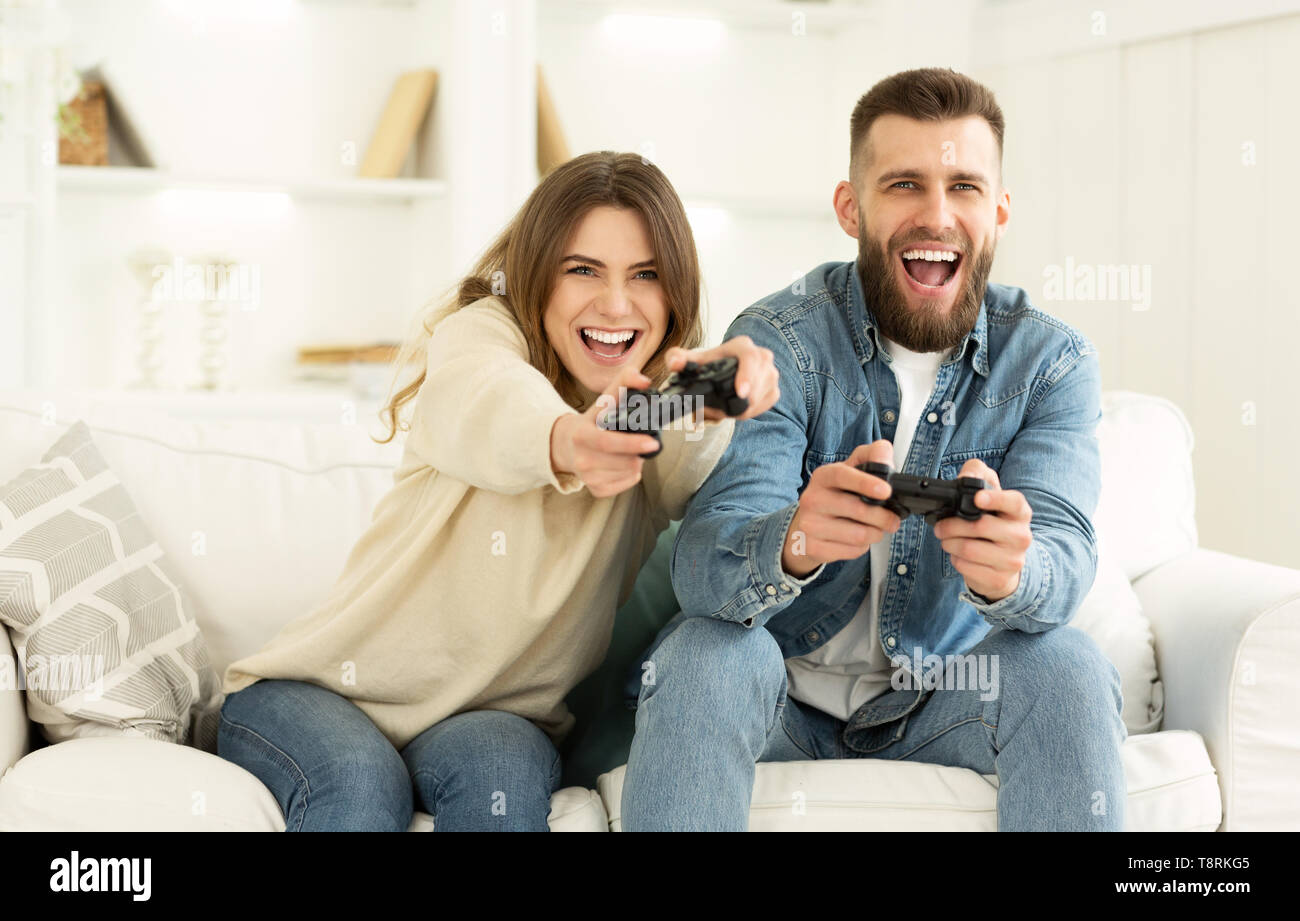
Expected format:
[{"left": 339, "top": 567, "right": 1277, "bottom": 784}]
[{"left": 846, "top": 258, "right": 990, "bottom": 378}]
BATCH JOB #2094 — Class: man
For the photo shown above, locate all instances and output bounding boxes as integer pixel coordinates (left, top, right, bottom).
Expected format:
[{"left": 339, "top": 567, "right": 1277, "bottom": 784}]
[{"left": 621, "top": 67, "right": 1125, "bottom": 831}]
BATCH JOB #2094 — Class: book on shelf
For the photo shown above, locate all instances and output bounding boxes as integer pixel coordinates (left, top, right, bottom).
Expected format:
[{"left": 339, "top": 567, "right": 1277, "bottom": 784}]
[
  {"left": 537, "top": 64, "right": 570, "bottom": 176},
  {"left": 359, "top": 69, "right": 439, "bottom": 179},
  {"left": 78, "top": 62, "right": 161, "bottom": 168},
  {"left": 297, "top": 342, "right": 406, "bottom": 365}
]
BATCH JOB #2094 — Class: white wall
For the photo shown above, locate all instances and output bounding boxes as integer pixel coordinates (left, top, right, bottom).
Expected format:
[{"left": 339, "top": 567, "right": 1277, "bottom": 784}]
[{"left": 974, "top": 5, "right": 1300, "bottom": 568}]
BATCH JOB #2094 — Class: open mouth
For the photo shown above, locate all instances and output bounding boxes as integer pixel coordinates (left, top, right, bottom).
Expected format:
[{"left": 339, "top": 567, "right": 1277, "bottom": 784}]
[
  {"left": 899, "top": 247, "right": 962, "bottom": 293},
  {"left": 578, "top": 327, "right": 640, "bottom": 363}
]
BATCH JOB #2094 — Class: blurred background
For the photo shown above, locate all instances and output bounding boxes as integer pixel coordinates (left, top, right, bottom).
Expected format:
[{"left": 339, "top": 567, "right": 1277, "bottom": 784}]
[{"left": 1, "top": 0, "right": 1297, "bottom": 567}]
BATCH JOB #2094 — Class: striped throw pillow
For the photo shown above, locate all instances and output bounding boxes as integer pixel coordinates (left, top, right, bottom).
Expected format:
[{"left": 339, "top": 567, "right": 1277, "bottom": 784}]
[{"left": 0, "top": 420, "right": 222, "bottom": 751}]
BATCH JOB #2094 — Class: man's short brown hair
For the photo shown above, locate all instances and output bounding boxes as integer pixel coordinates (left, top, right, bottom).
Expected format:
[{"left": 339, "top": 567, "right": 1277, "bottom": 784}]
[{"left": 849, "top": 67, "right": 1005, "bottom": 182}]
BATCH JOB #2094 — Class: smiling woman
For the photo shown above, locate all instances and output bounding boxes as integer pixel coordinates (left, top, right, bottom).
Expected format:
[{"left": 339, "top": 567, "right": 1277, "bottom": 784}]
[
  {"left": 543, "top": 205, "right": 670, "bottom": 392},
  {"left": 216, "top": 150, "right": 781, "bottom": 832},
  {"left": 377, "top": 151, "right": 706, "bottom": 427}
]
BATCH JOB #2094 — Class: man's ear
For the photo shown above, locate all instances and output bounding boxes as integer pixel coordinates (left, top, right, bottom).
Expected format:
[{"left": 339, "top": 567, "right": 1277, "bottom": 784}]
[
  {"left": 994, "top": 185, "right": 1010, "bottom": 242},
  {"left": 833, "top": 180, "right": 861, "bottom": 239}
]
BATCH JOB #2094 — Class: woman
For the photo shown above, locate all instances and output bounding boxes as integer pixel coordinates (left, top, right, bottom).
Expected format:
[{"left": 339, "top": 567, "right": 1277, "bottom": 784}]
[{"left": 216, "top": 151, "right": 779, "bottom": 831}]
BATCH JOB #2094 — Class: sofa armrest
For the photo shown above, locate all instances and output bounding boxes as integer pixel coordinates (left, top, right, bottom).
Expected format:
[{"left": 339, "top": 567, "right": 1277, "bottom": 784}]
[
  {"left": 0, "top": 628, "right": 30, "bottom": 773},
  {"left": 1132, "top": 548, "right": 1300, "bottom": 830}
]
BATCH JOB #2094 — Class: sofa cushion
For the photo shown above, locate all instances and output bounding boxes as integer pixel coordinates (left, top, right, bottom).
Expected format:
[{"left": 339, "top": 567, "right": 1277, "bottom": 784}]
[
  {"left": 597, "top": 729, "right": 1220, "bottom": 831},
  {"left": 0, "top": 394, "right": 403, "bottom": 677},
  {"left": 0, "top": 736, "right": 285, "bottom": 831},
  {"left": 0, "top": 736, "right": 608, "bottom": 831},
  {"left": 1069, "top": 540, "right": 1164, "bottom": 734},
  {"left": 1095, "top": 392, "right": 1197, "bottom": 581},
  {"left": 0, "top": 420, "right": 223, "bottom": 750}
]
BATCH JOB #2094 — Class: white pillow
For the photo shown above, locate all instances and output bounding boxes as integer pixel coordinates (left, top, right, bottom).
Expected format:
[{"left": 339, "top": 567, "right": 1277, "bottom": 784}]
[
  {"left": 0, "top": 420, "right": 223, "bottom": 750},
  {"left": 1070, "top": 533, "right": 1164, "bottom": 735}
]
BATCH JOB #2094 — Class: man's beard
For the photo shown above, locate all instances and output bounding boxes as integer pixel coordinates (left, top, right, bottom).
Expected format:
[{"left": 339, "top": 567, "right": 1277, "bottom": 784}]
[{"left": 857, "top": 225, "right": 995, "bottom": 353}]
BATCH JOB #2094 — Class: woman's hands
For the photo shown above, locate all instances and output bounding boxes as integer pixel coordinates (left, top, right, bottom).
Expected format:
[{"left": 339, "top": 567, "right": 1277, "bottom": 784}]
[
  {"left": 548, "top": 335, "right": 780, "bottom": 499},
  {"left": 663, "top": 335, "right": 780, "bottom": 422},
  {"left": 549, "top": 365, "right": 661, "bottom": 498}
]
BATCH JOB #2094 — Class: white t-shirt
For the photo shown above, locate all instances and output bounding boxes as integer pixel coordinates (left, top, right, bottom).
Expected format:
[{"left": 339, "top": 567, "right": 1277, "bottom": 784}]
[{"left": 785, "top": 334, "right": 953, "bottom": 721}]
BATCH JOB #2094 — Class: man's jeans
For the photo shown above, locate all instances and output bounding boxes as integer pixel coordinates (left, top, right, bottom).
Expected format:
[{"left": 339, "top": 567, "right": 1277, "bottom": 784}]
[
  {"left": 218, "top": 680, "right": 561, "bottom": 831},
  {"left": 621, "top": 617, "right": 1127, "bottom": 831}
]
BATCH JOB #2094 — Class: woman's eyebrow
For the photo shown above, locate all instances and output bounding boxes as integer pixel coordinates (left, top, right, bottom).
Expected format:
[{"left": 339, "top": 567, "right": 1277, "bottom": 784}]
[{"left": 561, "top": 254, "right": 657, "bottom": 269}]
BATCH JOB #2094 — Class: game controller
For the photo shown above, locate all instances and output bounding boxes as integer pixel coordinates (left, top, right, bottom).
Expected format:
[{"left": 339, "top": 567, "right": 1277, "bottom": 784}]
[
  {"left": 598, "top": 356, "right": 750, "bottom": 458},
  {"left": 856, "top": 461, "right": 987, "bottom": 526}
]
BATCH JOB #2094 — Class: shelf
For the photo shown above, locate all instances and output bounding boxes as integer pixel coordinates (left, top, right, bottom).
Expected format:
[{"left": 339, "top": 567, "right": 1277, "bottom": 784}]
[{"left": 56, "top": 166, "right": 447, "bottom": 203}]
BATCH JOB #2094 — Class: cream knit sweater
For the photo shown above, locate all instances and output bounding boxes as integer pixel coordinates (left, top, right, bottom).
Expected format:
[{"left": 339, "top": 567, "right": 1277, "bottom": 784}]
[{"left": 221, "top": 296, "right": 733, "bottom": 750}]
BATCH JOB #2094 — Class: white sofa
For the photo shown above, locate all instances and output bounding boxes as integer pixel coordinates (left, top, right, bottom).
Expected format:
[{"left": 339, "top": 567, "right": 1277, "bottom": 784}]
[{"left": 1, "top": 389, "right": 1296, "bottom": 831}]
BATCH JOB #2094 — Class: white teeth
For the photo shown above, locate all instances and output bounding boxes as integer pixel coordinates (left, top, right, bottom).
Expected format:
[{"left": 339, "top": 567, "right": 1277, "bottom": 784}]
[
  {"left": 582, "top": 328, "right": 635, "bottom": 344},
  {"left": 901, "top": 249, "right": 959, "bottom": 262}
]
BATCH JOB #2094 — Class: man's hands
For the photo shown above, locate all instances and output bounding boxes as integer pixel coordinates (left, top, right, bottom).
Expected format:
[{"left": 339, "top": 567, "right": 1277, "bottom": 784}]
[
  {"left": 781, "top": 447, "right": 1035, "bottom": 600},
  {"left": 782, "top": 440, "right": 901, "bottom": 578},
  {"left": 549, "top": 365, "right": 661, "bottom": 498},
  {"left": 934, "top": 458, "right": 1034, "bottom": 603},
  {"left": 663, "top": 335, "right": 780, "bottom": 422}
]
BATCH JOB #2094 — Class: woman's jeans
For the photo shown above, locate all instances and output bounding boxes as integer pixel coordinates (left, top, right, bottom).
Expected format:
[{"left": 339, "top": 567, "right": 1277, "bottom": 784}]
[
  {"left": 620, "top": 618, "right": 1128, "bottom": 831},
  {"left": 217, "top": 680, "right": 561, "bottom": 831}
]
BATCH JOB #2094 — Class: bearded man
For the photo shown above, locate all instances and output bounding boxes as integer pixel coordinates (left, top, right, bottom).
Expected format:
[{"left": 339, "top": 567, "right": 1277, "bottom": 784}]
[{"left": 621, "top": 67, "right": 1123, "bottom": 832}]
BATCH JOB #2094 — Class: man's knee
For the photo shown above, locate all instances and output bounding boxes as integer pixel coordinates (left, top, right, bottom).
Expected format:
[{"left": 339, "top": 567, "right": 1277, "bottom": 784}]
[
  {"left": 977, "top": 625, "right": 1122, "bottom": 714},
  {"left": 638, "top": 616, "right": 785, "bottom": 705}
]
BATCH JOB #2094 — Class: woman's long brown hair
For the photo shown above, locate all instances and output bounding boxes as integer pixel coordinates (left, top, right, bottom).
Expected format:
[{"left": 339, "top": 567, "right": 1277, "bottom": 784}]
[{"left": 374, "top": 150, "right": 705, "bottom": 445}]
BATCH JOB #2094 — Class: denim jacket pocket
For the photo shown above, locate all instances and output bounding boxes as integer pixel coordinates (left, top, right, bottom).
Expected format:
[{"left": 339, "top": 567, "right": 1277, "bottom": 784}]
[
  {"left": 938, "top": 448, "right": 1006, "bottom": 581},
  {"left": 803, "top": 448, "right": 851, "bottom": 482}
]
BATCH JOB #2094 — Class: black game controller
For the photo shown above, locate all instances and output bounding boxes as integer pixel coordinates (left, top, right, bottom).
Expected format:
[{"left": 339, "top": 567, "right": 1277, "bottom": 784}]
[
  {"left": 856, "top": 461, "right": 987, "bottom": 526},
  {"left": 598, "top": 356, "right": 750, "bottom": 458}
]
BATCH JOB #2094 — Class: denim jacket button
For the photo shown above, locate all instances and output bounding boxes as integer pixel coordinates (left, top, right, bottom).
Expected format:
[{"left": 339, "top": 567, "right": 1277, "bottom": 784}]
[
  {"left": 886, "top": 635, "right": 897, "bottom": 648},
  {"left": 926, "top": 411, "right": 939, "bottom": 423},
  {"left": 779, "top": 582, "right": 791, "bottom": 592},
  {"left": 895, "top": 563, "right": 908, "bottom": 575},
  {"left": 765, "top": 584, "right": 777, "bottom": 596},
  {"left": 806, "top": 630, "right": 820, "bottom": 643},
  {"left": 882, "top": 410, "right": 896, "bottom": 423}
]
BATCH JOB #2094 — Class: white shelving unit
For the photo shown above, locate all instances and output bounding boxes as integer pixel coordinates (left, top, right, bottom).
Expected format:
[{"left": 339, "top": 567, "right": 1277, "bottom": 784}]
[
  {"left": 0, "top": 2, "right": 63, "bottom": 390},
  {"left": 57, "top": 165, "right": 448, "bottom": 203},
  {"left": 20, "top": 0, "right": 539, "bottom": 409}
]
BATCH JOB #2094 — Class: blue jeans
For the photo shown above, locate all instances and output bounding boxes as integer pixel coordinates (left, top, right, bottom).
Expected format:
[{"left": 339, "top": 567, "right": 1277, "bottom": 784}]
[
  {"left": 217, "top": 679, "right": 561, "bottom": 831},
  {"left": 621, "top": 617, "right": 1127, "bottom": 831}
]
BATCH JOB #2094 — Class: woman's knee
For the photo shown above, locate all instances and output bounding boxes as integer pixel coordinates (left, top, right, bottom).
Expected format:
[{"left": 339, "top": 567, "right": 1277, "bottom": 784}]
[
  {"left": 218, "top": 680, "right": 412, "bottom": 831},
  {"left": 403, "top": 711, "right": 560, "bottom": 830},
  {"left": 404, "top": 710, "right": 560, "bottom": 792}
]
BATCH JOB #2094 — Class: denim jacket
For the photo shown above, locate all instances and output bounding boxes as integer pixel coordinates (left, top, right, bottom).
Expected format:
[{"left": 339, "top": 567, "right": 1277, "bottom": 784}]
[{"left": 653, "top": 259, "right": 1103, "bottom": 752}]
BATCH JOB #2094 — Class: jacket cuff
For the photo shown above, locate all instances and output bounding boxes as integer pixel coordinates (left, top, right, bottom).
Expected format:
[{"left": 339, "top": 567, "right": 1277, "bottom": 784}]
[
  {"left": 730, "top": 502, "right": 824, "bottom": 628},
  {"left": 959, "top": 538, "right": 1051, "bottom": 628}
]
